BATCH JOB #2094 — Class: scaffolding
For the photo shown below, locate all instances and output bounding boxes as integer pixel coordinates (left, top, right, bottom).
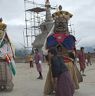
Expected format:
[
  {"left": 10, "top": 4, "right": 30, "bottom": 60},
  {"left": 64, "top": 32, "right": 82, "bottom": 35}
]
[{"left": 24, "top": 0, "right": 46, "bottom": 49}]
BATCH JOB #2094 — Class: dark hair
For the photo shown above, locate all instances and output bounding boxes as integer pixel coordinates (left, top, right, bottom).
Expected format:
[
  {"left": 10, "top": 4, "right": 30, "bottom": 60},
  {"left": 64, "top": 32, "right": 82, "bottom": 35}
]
[
  {"left": 80, "top": 47, "right": 84, "bottom": 50},
  {"left": 35, "top": 48, "right": 39, "bottom": 52},
  {"left": 57, "top": 45, "right": 62, "bottom": 49},
  {"left": 57, "top": 45, "right": 62, "bottom": 51},
  {"left": 48, "top": 48, "right": 57, "bottom": 56}
]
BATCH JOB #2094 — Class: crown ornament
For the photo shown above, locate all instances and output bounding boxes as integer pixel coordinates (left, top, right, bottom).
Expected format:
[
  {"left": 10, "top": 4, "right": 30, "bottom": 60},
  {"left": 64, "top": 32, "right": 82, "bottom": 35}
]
[{"left": 52, "top": 5, "right": 73, "bottom": 21}]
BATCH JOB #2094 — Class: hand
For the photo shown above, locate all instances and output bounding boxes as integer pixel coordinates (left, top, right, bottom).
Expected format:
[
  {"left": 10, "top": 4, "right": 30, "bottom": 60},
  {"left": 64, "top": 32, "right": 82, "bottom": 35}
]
[{"left": 39, "top": 60, "right": 42, "bottom": 64}]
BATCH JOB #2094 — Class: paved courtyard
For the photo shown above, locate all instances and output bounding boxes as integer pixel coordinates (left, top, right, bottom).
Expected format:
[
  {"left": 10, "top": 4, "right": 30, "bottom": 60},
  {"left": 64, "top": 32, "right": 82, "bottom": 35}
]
[{"left": 0, "top": 60, "right": 95, "bottom": 96}]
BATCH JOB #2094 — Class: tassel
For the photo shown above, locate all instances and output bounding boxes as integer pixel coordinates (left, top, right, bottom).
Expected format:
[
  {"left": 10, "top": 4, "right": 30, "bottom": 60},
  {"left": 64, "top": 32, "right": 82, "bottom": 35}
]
[{"left": 5, "top": 54, "right": 10, "bottom": 64}]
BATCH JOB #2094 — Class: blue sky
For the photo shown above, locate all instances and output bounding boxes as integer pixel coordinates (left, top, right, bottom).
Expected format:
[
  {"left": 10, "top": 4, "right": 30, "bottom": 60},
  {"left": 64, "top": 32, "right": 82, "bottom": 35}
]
[{"left": 0, "top": 0, "right": 95, "bottom": 49}]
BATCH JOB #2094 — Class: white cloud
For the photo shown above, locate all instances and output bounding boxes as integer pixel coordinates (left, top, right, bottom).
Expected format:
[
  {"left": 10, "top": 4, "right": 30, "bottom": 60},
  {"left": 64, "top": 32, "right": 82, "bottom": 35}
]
[
  {"left": 76, "top": 35, "right": 95, "bottom": 48},
  {"left": 7, "top": 19, "right": 25, "bottom": 26},
  {"left": 0, "top": 0, "right": 95, "bottom": 48}
]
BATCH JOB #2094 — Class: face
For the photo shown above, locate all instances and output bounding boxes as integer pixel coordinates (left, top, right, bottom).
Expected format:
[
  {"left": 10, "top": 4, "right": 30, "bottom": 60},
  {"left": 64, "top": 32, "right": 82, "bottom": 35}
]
[
  {"left": 35, "top": 50, "right": 38, "bottom": 54},
  {"left": 57, "top": 46, "right": 62, "bottom": 52},
  {"left": 48, "top": 52, "right": 53, "bottom": 58},
  {"left": 48, "top": 52, "right": 51, "bottom": 57},
  {"left": 54, "top": 17, "right": 68, "bottom": 33},
  {"left": 81, "top": 48, "right": 84, "bottom": 52},
  {"left": 82, "top": 49, "right": 84, "bottom": 52}
]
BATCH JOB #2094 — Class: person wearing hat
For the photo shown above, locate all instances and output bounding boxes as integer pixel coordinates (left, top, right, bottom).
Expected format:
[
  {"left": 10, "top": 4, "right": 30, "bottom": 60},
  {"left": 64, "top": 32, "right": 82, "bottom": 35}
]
[
  {"left": 0, "top": 18, "right": 7, "bottom": 31},
  {"left": 0, "top": 18, "right": 15, "bottom": 91},
  {"left": 44, "top": 5, "right": 79, "bottom": 95}
]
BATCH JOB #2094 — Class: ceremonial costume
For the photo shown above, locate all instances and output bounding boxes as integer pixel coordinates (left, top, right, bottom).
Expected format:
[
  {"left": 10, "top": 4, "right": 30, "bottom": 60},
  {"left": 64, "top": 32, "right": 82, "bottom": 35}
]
[
  {"left": 0, "top": 19, "right": 16, "bottom": 91},
  {"left": 43, "top": 5, "right": 80, "bottom": 95}
]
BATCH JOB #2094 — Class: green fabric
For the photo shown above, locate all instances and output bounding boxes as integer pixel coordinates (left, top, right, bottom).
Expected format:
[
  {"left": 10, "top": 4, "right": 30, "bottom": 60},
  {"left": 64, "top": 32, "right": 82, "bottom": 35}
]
[
  {"left": 8, "top": 62, "right": 16, "bottom": 76},
  {"left": 0, "top": 40, "right": 6, "bottom": 48}
]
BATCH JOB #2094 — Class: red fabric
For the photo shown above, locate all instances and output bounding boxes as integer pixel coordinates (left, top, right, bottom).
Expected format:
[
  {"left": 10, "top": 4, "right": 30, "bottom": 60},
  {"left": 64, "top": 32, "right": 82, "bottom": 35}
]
[
  {"left": 78, "top": 51, "right": 86, "bottom": 71},
  {"left": 36, "top": 63, "right": 42, "bottom": 72},
  {"left": 63, "top": 56, "right": 72, "bottom": 63},
  {"left": 34, "top": 52, "right": 42, "bottom": 72},
  {"left": 56, "top": 71, "right": 74, "bottom": 96},
  {"left": 53, "top": 33, "right": 69, "bottom": 44}
]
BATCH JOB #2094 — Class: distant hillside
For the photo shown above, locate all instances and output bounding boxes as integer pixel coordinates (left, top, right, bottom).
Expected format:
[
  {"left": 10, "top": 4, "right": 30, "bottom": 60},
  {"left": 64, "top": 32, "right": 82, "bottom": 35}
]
[
  {"left": 84, "top": 47, "right": 95, "bottom": 53},
  {"left": 15, "top": 48, "right": 32, "bottom": 57}
]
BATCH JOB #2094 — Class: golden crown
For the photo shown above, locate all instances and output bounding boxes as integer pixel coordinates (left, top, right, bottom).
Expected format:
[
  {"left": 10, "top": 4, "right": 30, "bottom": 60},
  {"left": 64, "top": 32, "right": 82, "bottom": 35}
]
[{"left": 52, "top": 5, "right": 73, "bottom": 20}]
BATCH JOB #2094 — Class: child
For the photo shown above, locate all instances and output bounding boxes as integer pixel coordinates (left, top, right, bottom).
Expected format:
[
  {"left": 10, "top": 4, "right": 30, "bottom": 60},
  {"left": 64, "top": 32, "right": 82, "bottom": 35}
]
[{"left": 48, "top": 48, "right": 74, "bottom": 96}]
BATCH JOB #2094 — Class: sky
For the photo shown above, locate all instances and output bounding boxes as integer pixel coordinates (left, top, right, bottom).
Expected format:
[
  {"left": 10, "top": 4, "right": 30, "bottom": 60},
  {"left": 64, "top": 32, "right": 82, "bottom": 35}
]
[{"left": 0, "top": 0, "right": 95, "bottom": 49}]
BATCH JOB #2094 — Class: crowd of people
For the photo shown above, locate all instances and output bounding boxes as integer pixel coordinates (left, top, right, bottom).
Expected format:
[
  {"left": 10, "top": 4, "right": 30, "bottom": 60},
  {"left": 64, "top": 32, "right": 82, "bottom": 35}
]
[
  {"left": 25, "top": 45, "right": 93, "bottom": 96},
  {"left": 20, "top": 44, "right": 92, "bottom": 96}
]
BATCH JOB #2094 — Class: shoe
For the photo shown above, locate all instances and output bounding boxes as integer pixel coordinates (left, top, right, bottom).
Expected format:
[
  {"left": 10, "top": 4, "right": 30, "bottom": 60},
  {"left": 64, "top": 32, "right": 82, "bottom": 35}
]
[
  {"left": 37, "top": 76, "right": 43, "bottom": 79},
  {"left": 40, "top": 76, "right": 43, "bottom": 80},
  {"left": 37, "top": 76, "right": 40, "bottom": 79}
]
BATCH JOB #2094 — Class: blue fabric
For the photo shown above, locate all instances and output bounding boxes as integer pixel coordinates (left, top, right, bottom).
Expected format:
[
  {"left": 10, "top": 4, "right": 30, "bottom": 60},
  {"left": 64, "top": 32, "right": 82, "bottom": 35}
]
[
  {"left": 51, "top": 56, "right": 68, "bottom": 77},
  {"left": 46, "top": 34, "right": 75, "bottom": 50},
  {"left": 46, "top": 35, "right": 58, "bottom": 48},
  {"left": 62, "top": 35, "right": 75, "bottom": 50}
]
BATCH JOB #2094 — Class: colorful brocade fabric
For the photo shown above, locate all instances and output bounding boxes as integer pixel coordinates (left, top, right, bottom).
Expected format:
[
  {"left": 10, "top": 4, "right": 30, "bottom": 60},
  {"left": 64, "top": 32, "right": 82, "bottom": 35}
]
[{"left": 46, "top": 33, "right": 76, "bottom": 50}]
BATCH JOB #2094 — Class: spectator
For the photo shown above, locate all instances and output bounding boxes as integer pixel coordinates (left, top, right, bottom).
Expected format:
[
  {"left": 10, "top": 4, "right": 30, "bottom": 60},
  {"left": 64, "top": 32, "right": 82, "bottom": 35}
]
[
  {"left": 78, "top": 47, "right": 86, "bottom": 76},
  {"left": 86, "top": 52, "right": 92, "bottom": 66},
  {"left": 28, "top": 54, "right": 33, "bottom": 68},
  {"left": 48, "top": 48, "right": 74, "bottom": 96},
  {"left": 34, "top": 49, "right": 43, "bottom": 79}
]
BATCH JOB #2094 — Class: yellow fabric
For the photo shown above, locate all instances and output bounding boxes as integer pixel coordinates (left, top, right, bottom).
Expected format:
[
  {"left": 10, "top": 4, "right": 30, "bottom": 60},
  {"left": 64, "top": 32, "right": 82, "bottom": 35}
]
[
  {"left": 29, "top": 55, "right": 33, "bottom": 61},
  {"left": 66, "top": 61, "right": 79, "bottom": 89},
  {"left": 52, "top": 10, "right": 73, "bottom": 20},
  {"left": 74, "top": 64, "right": 83, "bottom": 83},
  {"left": 44, "top": 61, "right": 79, "bottom": 95},
  {"left": 44, "top": 65, "right": 54, "bottom": 95},
  {"left": 27, "top": 55, "right": 33, "bottom": 61},
  {"left": 0, "top": 30, "right": 5, "bottom": 39}
]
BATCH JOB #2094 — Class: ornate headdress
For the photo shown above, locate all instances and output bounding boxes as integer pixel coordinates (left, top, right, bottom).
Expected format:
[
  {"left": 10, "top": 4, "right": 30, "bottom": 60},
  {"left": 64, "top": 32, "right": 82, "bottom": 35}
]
[{"left": 52, "top": 5, "right": 73, "bottom": 21}]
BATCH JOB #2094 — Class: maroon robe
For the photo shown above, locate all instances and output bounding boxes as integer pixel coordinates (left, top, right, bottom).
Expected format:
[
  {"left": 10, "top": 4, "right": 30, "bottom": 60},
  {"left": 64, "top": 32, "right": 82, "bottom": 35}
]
[
  {"left": 34, "top": 52, "right": 42, "bottom": 72},
  {"left": 78, "top": 51, "right": 86, "bottom": 71}
]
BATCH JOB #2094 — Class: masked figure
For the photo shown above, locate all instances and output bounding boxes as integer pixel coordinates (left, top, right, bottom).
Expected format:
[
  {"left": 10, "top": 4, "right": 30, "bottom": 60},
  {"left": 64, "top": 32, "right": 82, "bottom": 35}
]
[
  {"left": 0, "top": 18, "right": 16, "bottom": 91},
  {"left": 43, "top": 5, "right": 80, "bottom": 95}
]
